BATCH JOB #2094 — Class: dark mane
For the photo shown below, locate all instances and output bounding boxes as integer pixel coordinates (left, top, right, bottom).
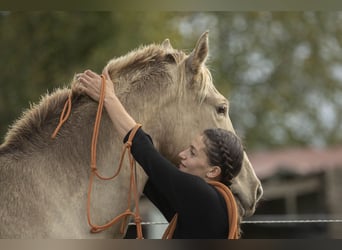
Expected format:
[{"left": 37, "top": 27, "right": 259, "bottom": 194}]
[
  {"left": 107, "top": 43, "right": 187, "bottom": 93},
  {"left": 0, "top": 87, "right": 87, "bottom": 154}
]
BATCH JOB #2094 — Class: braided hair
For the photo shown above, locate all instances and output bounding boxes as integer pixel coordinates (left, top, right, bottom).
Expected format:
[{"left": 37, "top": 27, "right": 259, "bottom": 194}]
[{"left": 202, "top": 128, "right": 244, "bottom": 187}]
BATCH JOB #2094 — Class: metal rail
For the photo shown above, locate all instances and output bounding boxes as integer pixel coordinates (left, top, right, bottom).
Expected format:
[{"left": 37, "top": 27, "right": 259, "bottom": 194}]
[
  {"left": 241, "top": 219, "right": 342, "bottom": 224},
  {"left": 128, "top": 219, "right": 342, "bottom": 226}
]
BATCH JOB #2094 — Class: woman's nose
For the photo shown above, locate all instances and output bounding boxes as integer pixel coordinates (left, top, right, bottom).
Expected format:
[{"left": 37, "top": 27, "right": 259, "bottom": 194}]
[{"left": 178, "top": 150, "right": 186, "bottom": 160}]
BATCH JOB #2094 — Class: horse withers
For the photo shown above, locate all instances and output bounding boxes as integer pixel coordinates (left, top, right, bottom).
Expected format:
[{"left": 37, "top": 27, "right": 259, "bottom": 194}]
[{"left": 0, "top": 32, "right": 262, "bottom": 238}]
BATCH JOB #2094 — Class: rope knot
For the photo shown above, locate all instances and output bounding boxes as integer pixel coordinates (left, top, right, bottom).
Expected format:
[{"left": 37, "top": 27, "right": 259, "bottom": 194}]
[
  {"left": 125, "top": 141, "right": 132, "bottom": 148},
  {"left": 134, "top": 216, "right": 142, "bottom": 224},
  {"left": 90, "top": 227, "right": 100, "bottom": 233},
  {"left": 91, "top": 165, "right": 97, "bottom": 172}
]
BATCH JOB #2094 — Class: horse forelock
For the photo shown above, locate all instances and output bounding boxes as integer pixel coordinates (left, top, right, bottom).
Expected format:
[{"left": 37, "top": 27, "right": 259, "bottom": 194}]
[
  {"left": 105, "top": 42, "right": 215, "bottom": 105},
  {"left": 107, "top": 43, "right": 181, "bottom": 82},
  {"left": 193, "top": 67, "right": 217, "bottom": 104}
]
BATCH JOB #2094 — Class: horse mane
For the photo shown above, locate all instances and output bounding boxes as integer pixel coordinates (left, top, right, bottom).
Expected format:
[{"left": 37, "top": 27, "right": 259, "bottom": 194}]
[
  {"left": 0, "top": 41, "right": 215, "bottom": 154},
  {"left": 105, "top": 43, "right": 185, "bottom": 94},
  {"left": 106, "top": 42, "right": 216, "bottom": 103},
  {"left": 0, "top": 87, "right": 87, "bottom": 154}
]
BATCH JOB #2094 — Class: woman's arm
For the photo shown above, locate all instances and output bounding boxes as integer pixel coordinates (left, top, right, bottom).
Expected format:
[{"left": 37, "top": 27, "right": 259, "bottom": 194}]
[
  {"left": 76, "top": 69, "right": 136, "bottom": 138},
  {"left": 77, "top": 69, "right": 217, "bottom": 219}
]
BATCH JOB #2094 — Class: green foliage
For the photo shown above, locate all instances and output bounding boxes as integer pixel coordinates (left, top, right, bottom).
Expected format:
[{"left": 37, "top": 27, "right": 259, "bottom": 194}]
[
  {"left": 212, "top": 12, "right": 342, "bottom": 149},
  {"left": 0, "top": 12, "right": 115, "bottom": 140},
  {"left": 171, "top": 12, "right": 342, "bottom": 149}
]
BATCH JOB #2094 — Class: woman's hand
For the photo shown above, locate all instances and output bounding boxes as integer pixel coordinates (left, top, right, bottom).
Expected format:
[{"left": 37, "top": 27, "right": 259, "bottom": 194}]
[
  {"left": 76, "top": 69, "right": 115, "bottom": 103},
  {"left": 76, "top": 68, "right": 137, "bottom": 138}
]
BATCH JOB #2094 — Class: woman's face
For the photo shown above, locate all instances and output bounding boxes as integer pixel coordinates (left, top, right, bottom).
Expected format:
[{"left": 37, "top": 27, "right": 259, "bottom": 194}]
[{"left": 178, "top": 135, "right": 213, "bottom": 178}]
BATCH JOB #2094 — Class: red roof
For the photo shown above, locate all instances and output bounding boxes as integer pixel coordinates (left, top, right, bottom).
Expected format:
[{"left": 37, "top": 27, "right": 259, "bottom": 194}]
[{"left": 249, "top": 146, "right": 342, "bottom": 179}]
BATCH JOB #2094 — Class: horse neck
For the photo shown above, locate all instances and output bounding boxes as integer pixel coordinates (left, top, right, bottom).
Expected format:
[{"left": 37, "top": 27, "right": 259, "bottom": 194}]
[
  {"left": 118, "top": 89, "right": 184, "bottom": 164},
  {"left": 50, "top": 99, "right": 122, "bottom": 170},
  {"left": 1, "top": 92, "right": 120, "bottom": 174}
]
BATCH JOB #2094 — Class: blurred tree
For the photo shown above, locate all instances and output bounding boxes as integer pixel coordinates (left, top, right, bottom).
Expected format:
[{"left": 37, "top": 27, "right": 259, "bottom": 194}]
[
  {"left": 215, "top": 12, "right": 342, "bottom": 150},
  {"left": 171, "top": 12, "right": 342, "bottom": 150},
  {"left": 0, "top": 12, "right": 115, "bottom": 140}
]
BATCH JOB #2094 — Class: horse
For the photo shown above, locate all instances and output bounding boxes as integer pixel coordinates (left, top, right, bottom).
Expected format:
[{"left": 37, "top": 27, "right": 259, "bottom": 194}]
[{"left": 0, "top": 32, "right": 262, "bottom": 238}]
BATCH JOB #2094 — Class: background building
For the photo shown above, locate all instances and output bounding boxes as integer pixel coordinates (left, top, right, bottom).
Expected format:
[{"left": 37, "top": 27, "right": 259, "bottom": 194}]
[{"left": 244, "top": 146, "right": 342, "bottom": 238}]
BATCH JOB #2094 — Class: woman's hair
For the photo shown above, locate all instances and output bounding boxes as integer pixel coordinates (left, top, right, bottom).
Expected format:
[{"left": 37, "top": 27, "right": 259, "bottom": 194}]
[{"left": 202, "top": 128, "right": 244, "bottom": 187}]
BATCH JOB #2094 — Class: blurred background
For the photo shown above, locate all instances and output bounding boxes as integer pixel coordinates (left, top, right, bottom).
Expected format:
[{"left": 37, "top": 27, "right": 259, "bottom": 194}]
[{"left": 0, "top": 11, "right": 341, "bottom": 238}]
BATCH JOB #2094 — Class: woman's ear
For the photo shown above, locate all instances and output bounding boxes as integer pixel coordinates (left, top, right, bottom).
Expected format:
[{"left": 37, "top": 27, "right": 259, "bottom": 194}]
[{"left": 206, "top": 166, "right": 222, "bottom": 179}]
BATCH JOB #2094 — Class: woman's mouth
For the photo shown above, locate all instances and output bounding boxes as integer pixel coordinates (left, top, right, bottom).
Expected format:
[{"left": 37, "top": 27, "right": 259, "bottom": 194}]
[{"left": 178, "top": 162, "right": 186, "bottom": 169}]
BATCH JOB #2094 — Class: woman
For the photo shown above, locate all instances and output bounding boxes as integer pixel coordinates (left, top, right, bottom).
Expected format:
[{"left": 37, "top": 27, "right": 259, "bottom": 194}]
[{"left": 77, "top": 69, "right": 244, "bottom": 239}]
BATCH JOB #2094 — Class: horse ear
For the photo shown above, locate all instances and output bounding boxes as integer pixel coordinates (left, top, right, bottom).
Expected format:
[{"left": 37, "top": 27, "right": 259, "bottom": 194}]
[
  {"left": 161, "top": 38, "right": 172, "bottom": 49},
  {"left": 186, "top": 31, "right": 209, "bottom": 74}
]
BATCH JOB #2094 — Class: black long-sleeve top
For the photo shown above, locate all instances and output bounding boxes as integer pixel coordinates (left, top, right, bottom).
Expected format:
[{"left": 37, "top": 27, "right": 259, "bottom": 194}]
[{"left": 124, "top": 127, "right": 228, "bottom": 239}]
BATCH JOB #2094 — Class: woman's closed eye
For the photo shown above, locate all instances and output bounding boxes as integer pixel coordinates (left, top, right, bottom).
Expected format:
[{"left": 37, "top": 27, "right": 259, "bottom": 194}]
[{"left": 189, "top": 145, "right": 196, "bottom": 156}]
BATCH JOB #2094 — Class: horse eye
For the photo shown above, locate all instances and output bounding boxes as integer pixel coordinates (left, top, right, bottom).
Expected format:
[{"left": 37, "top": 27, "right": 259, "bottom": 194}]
[{"left": 216, "top": 105, "right": 227, "bottom": 115}]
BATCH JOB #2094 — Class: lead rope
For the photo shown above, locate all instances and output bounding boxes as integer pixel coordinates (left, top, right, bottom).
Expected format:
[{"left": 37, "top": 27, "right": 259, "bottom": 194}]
[
  {"left": 208, "top": 180, "right": 239, "bottom": 239},
  {"left": 51, "top": 75, "right": 144, "bottom": 239},
  {"left": 162, "top": 180, "right": 240, "bottom": 240}
]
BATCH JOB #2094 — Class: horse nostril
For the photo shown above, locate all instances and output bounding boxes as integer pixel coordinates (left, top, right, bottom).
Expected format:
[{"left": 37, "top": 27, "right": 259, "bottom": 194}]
[{"left": 256, "top": 184, "right": 263, "bottom": 201}]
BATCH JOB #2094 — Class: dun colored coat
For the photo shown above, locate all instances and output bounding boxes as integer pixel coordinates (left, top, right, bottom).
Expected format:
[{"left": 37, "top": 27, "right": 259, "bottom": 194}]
[{"left": 0, "top": 32, "right": 262, "bottom": 238}]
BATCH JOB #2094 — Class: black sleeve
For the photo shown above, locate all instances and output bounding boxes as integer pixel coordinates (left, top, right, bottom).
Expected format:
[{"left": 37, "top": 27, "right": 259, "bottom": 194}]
[
  {"left": 143, "top": 180, "right": 175, "bottom": 221},
  {"left": 124, "top": 128, "right": 229, "bottom": 238},
  {"left": 124, "top": 128, "right": 208, "bottom": 216}
]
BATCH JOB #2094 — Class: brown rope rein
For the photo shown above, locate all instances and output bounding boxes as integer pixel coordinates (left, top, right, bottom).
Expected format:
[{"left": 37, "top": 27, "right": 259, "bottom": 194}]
[
  {"left": 51, "top": 75, "right": 144, "bottom": 239},
  {"left": 162, "top": 180, "right": 240, "bottom": 239}
]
